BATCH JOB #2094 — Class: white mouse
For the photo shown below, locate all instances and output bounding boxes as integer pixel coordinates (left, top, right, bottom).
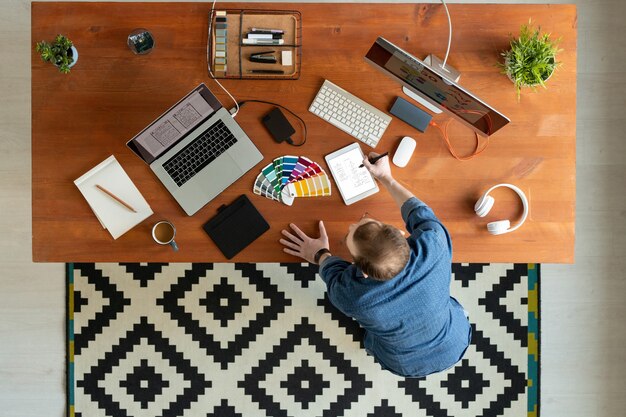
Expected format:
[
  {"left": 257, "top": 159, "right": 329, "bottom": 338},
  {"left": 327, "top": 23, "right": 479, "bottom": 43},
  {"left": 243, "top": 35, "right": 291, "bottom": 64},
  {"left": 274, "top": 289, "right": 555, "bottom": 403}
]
[{"left": 392, "top": 136, "right": 416, "bottom": 167}]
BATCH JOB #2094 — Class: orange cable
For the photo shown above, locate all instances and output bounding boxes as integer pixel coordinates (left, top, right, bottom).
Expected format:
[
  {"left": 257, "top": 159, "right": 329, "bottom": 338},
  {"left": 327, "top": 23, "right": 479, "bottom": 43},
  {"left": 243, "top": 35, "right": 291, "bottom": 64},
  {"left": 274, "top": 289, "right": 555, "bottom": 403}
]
[{"left": 429, "top": 108, "right": 492, "bottom": 161}]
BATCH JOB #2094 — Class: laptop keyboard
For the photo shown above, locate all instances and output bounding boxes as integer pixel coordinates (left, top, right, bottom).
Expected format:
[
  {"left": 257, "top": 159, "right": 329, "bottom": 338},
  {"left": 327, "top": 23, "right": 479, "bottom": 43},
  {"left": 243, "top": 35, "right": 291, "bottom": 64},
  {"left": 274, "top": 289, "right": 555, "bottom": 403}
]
[{"left": 163, "top": 119, "right": 238, "bottom": 187}]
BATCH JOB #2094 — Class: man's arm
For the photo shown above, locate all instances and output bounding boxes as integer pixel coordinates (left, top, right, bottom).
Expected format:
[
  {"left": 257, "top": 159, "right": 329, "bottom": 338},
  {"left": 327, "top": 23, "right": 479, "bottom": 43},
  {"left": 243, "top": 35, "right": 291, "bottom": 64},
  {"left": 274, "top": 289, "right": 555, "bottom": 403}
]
[
  {"left": 363, "top": 152, "right": 451, "bottom": 250},
  {"left": 362, "top": 152, "right": 414, "bottom": 208},
  {"left": 279, "top": 222, "right": 355, "bottom": 315}
]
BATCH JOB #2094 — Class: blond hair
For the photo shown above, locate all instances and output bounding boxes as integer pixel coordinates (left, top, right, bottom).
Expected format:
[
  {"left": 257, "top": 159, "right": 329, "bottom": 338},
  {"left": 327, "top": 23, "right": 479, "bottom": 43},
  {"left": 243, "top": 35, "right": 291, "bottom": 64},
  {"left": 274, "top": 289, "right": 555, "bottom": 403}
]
[{"left": 352, "top": 222, "right": 410, "bottom": 280}]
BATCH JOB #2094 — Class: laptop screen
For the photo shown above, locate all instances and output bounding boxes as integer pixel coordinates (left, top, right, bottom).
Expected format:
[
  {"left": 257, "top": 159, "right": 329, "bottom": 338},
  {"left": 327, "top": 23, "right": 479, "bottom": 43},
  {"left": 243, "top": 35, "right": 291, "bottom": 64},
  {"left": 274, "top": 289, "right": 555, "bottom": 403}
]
[{"left": 127, "top": 84, "right": 222, "bottom": 164}]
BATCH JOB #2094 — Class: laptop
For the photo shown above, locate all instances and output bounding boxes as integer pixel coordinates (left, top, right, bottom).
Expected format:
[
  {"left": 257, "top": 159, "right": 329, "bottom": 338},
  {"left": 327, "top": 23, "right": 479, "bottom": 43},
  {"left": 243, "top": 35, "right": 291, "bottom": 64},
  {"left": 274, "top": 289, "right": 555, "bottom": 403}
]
[{"left": 127, "top": 84, "right": 263, "bottom": 216}]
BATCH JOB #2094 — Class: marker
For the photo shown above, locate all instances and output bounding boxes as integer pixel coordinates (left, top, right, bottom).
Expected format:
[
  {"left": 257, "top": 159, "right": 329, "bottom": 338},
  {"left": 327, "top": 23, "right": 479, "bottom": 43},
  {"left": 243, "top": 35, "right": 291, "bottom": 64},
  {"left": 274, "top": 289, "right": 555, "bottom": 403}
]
[
  {"left": 359, "top": 152, "right": 389, "bottom": 168},
  {"left": 242, "top": 39, "right": 285, "bottom": 45},
  {"left": 247, "top": 70, "right": 285, "bottom": 74},
  {"left": 247, "top": 33, "right": 283, "bottom": 40},
  {"left": 250, "top": 27, "right": 284, "bottom": 34}
]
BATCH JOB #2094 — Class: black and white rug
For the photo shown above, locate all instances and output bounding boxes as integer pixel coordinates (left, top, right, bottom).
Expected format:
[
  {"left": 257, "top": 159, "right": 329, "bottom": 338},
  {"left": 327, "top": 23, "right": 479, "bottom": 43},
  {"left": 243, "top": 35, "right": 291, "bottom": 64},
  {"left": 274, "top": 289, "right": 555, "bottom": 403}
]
[{"left": 67, "top": 263, "right": 540, "bottom": 417}]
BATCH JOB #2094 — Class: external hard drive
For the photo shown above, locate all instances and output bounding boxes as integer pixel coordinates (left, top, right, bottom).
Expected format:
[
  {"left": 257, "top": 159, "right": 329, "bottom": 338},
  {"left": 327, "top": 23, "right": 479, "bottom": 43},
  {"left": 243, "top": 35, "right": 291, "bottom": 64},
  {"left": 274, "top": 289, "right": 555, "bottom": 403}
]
[
  {"left": 262, "top": 107, "right": 296, "bottom": 143},
  {"left": 389, "top": 96, "right": 433, "bottom": 133}
]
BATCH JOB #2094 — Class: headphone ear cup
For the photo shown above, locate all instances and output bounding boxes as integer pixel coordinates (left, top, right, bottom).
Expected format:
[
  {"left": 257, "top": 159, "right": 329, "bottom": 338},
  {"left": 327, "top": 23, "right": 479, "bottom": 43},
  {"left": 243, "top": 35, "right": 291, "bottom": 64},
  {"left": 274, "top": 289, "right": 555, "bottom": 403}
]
[
  {"left": 487, "top": 220, "right": 511, "bottom": 235},
  {"left": 474, "top": 195, "right": 495, "bottom": 217}
]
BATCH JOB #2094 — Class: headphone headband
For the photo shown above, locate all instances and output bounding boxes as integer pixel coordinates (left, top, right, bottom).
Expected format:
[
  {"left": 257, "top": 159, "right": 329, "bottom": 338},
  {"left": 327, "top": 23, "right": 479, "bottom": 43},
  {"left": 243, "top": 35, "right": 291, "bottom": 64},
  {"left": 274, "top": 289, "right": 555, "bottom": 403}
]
[{"left": 477, "top": 183, "right": 529, "bottom": 234}]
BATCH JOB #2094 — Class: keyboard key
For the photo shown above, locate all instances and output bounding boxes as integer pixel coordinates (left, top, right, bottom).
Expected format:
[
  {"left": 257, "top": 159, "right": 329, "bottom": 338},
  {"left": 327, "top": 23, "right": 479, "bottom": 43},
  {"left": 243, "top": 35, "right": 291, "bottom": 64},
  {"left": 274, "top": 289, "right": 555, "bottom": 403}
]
[{"left": 329, "top": 117, "right": 354, "bottom": 135}]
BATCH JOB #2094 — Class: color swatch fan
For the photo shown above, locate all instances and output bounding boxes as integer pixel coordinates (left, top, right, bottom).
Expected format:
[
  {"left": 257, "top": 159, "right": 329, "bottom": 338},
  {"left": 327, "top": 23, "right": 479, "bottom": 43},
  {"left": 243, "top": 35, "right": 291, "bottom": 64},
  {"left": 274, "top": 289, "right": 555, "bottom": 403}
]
[{"left": 253, "top": 156, "right": 331, "bottom": 206}]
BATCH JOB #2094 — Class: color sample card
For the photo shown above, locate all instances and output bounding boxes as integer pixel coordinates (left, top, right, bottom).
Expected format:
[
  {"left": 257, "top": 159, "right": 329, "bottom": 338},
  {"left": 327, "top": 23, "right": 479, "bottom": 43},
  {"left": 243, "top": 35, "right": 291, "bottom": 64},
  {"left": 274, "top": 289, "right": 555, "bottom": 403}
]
[
  {"left": 285, "top": 173, "right": 331, "bottom": 197},
  {"left": 261, "top": 162, "right": 281, "bottom": 193},
  {"left": 252, "top": 155, "right": 331, "bottom": 206},
  {"left": 213, "top": 13, "right": 228, "bottom": 73},
  {"left": 287, "top": 156, "right": 314, "bottom": 184},
  {"left": 272, "top": 157, "right": 284, "bottom": 186},
  {"left": 280, "top": 155, "right": 299, "bottom": 185},
  {"left": 253, "top": 172, "right": 281, "bottom": 201},
  {"left": 293, "top": 162, "right": 322, "bottom": 182}
]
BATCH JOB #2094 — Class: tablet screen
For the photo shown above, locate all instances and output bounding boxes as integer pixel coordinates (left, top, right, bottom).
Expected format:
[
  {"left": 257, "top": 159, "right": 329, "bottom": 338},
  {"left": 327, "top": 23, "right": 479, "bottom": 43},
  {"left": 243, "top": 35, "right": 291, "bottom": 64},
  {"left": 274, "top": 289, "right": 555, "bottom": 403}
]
[{"left": 326, "top": 145, "right": 377, "bottom": 201}]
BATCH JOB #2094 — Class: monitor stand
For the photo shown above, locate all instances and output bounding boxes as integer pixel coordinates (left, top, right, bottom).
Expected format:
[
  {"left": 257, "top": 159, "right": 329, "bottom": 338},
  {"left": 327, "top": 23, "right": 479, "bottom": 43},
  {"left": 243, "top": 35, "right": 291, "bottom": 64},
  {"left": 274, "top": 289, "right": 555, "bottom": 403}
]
[
  {"left": 424, "top": 54, "right": 461, "bottom": 83},
  {"left": 403, "top": 54, "right": 462, "bottom": 115},
  {"left": 403, "top": 87, "right": 443, "bottom": 114}
]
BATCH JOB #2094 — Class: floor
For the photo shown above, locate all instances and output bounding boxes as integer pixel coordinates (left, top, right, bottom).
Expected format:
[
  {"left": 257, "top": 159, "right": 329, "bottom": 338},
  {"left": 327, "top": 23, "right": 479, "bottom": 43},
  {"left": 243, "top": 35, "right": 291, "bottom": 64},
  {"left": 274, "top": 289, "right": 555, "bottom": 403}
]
[{"left": 1, "top": 0, "right": 624, "bottom": 416}]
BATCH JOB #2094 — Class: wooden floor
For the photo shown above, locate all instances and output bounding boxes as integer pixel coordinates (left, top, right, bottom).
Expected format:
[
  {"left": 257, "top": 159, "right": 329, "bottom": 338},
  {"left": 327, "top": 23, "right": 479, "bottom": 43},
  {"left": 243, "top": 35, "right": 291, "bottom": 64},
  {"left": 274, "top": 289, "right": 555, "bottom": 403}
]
[{"left": 1, "top": 0, "right": 624, "bottom": 416}]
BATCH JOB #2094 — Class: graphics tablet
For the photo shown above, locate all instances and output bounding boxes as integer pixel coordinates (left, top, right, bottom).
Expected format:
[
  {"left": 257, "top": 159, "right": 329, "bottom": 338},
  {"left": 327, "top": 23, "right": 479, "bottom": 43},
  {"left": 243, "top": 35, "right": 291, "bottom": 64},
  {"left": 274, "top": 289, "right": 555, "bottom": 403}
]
[{"left": 325, "top": 143, "right": 379, "bottom": 205}]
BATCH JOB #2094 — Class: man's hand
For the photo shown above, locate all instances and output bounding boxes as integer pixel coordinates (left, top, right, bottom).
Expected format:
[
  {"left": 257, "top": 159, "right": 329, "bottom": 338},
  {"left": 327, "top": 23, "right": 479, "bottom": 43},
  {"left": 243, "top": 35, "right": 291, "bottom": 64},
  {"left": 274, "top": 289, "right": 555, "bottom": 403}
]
[
  {"left": 362, "top": 152, "right": 393, "bottom": 184},
  {"left": 280, "top": 221, "right": 329, "bottom": 263},
  {"left": 363, "top": 151, "right": 415, "bottom": 208}
]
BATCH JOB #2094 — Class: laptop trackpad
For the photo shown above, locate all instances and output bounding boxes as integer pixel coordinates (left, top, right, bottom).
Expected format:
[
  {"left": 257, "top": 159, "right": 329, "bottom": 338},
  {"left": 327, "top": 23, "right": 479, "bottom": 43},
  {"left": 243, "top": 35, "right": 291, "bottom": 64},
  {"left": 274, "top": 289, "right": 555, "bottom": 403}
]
[
  {"left": 200, "top": 153, "right": 242, "bottom": 189},
  {"left": 182, "top": 153, "right": 243, "bottom": 207}
]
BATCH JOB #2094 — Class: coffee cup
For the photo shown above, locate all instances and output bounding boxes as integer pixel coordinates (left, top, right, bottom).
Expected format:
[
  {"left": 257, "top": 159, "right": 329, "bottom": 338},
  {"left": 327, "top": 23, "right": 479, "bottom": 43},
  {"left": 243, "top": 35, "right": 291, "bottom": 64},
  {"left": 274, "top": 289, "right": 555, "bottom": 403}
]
[{"left": 151, "top": 220, "right": 179, "bottom": 251}]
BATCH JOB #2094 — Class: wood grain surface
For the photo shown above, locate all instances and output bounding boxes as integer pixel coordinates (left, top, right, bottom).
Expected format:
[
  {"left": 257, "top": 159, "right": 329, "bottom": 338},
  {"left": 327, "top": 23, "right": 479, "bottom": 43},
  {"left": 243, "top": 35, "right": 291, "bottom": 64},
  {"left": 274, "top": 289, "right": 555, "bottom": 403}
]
[{"left": 31, "top": 2, "right": 576, "bottom": 262}]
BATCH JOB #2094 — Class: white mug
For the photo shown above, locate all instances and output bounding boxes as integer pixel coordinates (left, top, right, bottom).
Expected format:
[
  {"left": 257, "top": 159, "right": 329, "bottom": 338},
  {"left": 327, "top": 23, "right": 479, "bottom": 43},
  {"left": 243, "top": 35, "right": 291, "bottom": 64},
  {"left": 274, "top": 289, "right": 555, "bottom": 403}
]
[{"left": 151, "top": 220, "right": 179, "bottom": 251}]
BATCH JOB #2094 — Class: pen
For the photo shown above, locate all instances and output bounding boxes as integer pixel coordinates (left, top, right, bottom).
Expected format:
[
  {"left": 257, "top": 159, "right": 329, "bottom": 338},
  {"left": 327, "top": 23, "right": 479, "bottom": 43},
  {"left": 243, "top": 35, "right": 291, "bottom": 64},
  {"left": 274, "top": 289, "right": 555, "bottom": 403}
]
[
  {"left": 359, "top": 152, "right": 389, "bottom": 168},
  {"left": 242, "top": 39, "right": 285, "bottom": 45},
  {"left": 247, "top": 70, "right": 285, "bottom": 74},
  {"left": 250, "top": 27, "right": 284, "bottom": 34},
  {"left": 95, "top": 184, "right": 137, "bottom": 213}
]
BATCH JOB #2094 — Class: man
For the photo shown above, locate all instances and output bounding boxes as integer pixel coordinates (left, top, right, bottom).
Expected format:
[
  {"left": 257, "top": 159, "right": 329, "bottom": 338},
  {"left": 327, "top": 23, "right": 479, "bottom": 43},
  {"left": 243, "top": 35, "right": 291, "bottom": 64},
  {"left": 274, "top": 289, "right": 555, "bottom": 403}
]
[{"left": 280, "top": 153, "right": 471, "bottom": 377}]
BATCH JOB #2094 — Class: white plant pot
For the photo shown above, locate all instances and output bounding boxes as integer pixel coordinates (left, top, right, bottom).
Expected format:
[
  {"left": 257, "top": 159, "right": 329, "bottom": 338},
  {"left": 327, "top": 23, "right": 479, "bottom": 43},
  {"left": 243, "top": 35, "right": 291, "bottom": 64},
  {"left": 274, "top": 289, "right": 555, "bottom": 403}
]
[
  {"left": 54, "top": 45, "right": 78, "bottom": 69},
  {"left": 68, "top": 45, "right": 78, "bottom": 68}
]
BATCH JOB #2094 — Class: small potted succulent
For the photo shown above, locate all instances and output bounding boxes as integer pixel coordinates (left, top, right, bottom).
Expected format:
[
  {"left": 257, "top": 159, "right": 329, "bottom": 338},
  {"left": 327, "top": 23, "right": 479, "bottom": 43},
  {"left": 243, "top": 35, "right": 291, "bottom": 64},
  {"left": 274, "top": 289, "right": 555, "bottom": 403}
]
[
  {"left": 35, "top": 34, "right": 78, "bottom": 74},
  {"left": 500, "top": 21, "right": 561, "bottom": 99}
]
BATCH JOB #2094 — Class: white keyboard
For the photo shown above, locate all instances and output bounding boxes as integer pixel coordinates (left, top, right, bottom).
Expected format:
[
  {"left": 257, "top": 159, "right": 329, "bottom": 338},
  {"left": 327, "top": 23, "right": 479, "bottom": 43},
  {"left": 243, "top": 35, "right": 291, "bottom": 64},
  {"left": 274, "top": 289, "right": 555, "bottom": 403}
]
[{"left": 309, "top": 80, "right": 391, "bottom": 148}]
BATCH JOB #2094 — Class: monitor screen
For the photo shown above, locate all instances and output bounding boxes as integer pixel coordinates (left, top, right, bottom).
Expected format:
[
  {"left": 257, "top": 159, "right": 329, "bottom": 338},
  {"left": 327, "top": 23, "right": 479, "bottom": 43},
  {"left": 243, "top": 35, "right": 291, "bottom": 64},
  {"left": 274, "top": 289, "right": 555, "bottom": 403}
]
[{"left": 365, "top": 37, "right": 510, "bottom": 137}]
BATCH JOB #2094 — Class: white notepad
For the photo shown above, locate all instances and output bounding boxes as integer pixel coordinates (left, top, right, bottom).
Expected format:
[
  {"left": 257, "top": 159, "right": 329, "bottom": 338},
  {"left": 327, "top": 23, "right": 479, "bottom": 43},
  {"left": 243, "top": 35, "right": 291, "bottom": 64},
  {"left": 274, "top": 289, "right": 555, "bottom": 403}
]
[{"left": 75, "top": 155, "right": 153, "bottom": 239}]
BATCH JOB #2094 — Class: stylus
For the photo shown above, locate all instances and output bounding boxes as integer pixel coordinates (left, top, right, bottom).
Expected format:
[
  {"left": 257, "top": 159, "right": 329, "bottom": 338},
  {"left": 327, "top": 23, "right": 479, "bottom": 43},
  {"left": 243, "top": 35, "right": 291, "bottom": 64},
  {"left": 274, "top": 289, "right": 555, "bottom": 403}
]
[{"left": 359, "top": 152, "right": 389, "bottom": 168}]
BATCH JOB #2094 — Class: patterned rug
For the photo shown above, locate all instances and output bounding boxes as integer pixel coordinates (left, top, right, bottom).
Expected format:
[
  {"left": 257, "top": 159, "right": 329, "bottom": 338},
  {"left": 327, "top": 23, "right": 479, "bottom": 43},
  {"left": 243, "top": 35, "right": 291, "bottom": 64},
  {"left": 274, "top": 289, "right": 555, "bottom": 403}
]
[{"left": 67, "top": 263, "right": 540, "bottom": 417}]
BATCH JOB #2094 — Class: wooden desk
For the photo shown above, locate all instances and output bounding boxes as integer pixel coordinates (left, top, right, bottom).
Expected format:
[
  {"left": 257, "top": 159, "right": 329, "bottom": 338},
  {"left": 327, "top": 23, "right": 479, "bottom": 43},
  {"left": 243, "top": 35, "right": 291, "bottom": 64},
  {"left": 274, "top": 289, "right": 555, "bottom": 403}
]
[{"left": 32, "top": 2, "right": 576, "bottom": 263}]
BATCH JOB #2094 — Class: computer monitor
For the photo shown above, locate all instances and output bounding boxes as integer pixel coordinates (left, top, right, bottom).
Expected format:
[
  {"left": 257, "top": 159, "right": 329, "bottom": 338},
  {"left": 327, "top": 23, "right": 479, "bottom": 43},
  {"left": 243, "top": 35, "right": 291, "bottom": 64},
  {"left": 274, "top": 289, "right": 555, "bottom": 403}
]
[{"left": 364, "top": 37, "right": 510, "bottom": 137}]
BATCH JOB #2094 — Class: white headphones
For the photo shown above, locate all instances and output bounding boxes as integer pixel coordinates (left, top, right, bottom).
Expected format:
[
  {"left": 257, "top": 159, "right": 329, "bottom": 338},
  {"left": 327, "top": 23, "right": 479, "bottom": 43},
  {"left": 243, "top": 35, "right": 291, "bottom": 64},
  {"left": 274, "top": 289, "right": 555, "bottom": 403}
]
[{"left": 474, "top": 183, "right": 529, "bottom": 235}]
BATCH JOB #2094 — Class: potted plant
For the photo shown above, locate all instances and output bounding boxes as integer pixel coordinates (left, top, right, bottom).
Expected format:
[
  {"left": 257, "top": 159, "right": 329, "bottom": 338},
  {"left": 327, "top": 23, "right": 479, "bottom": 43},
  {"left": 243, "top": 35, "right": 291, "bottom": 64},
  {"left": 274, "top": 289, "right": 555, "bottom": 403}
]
[
  {"left": 35, "top": 34, "right": 78, "bottom": 74},
  {"left": 500, "top": 21, "right": 561, "bottom": 99}
]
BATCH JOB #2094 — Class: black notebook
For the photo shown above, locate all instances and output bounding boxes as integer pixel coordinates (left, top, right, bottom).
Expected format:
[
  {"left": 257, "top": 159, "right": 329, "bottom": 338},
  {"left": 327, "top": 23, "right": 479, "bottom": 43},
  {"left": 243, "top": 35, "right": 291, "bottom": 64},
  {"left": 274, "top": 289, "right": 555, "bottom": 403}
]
[{"left": 202, "top": 195, "right": 269, "bottom": 259}]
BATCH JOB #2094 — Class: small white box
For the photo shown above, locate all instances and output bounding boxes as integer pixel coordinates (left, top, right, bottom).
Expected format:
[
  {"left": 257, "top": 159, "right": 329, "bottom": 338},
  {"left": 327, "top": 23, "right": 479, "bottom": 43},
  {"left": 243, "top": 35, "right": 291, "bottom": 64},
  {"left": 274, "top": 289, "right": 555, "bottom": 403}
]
[{"left": 281, "top": 50, "right": 293, "bottom": 66}]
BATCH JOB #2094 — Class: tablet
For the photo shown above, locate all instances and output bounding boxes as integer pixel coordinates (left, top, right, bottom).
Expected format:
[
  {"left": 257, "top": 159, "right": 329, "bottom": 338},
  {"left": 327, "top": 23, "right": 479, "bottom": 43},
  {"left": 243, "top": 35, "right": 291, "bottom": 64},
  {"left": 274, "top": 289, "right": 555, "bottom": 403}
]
[{"left": 325, "top": 143, "right": 379, "bottom": 205}]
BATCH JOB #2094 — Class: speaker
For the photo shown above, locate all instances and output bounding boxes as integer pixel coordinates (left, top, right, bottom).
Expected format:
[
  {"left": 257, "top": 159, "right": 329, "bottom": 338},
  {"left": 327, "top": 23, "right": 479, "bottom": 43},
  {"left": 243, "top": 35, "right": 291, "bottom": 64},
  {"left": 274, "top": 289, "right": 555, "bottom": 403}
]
[{"left": 474, "top": 184, "right": 529, "bottom": 235}]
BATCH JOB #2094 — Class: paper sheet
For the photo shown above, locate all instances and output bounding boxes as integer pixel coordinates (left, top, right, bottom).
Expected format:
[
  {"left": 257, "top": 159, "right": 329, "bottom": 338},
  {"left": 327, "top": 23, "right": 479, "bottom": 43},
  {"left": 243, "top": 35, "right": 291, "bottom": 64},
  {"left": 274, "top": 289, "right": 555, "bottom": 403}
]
[{"left": 75, "top": 156, "right": 153, "bottom": 239}]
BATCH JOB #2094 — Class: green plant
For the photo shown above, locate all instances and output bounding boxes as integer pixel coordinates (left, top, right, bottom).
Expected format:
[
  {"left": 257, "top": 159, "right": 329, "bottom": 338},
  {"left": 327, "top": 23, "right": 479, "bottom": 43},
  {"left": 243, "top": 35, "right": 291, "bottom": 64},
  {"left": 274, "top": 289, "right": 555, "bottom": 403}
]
[
  {"left": 35, "top": 34, "right": 74, "bottom": 74},
  {"left": 499, "top": 21, "right": 561, "bottom": 99}
]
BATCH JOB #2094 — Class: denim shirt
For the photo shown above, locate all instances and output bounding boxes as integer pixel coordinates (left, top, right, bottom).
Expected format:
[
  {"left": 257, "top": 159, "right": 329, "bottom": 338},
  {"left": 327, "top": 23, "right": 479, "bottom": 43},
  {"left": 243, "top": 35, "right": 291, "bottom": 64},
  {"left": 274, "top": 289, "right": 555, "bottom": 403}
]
[{"left": 319, "top": 197, "right": 471, "bottom": 377}]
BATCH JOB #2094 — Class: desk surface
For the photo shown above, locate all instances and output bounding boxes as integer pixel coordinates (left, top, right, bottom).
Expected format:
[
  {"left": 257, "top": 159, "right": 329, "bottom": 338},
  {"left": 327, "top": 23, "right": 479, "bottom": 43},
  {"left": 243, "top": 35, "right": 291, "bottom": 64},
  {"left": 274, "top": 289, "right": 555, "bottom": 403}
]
[{"left": 32, "top": 2, "right": 577, "bottom": 263}]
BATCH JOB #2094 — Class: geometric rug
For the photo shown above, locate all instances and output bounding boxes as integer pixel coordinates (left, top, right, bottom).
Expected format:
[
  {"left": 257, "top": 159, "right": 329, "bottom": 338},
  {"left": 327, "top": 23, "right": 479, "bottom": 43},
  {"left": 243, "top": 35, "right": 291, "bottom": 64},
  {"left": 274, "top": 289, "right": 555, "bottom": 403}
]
[{"left": 67, "top": 263, "right": 540, "bottom": 417}]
